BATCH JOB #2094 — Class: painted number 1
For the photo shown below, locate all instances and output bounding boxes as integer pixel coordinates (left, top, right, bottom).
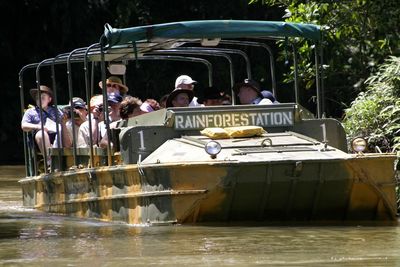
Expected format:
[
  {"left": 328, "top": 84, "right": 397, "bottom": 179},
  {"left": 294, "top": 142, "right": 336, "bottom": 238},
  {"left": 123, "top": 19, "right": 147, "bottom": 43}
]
[{"left": 138, "top": 130, "right": 146, "bottom": 150}]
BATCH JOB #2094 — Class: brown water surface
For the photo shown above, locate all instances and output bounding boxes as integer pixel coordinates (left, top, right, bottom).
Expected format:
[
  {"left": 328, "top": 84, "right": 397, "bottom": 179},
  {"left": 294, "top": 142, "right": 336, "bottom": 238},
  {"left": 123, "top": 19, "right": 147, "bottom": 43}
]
[{"left": 1, "top": 165, "right": 399, "bottom": 266}]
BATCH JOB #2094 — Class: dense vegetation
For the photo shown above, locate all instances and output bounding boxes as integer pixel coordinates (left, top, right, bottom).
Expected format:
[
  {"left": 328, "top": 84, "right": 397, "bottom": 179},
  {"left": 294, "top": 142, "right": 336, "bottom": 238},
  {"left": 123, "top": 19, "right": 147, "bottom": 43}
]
[
  {"left": 250, "top": 0, "right": 400, "bottom": 152},
  {"left": 343, "top": 56, "right": 400, "bottom": 152}
]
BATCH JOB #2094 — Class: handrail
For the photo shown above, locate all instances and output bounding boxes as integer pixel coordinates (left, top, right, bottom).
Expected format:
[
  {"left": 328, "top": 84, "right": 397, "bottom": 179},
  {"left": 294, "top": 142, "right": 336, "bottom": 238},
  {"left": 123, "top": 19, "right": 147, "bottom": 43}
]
[
  {"left": 138, "top": 55, "right": 213, "bottom": 87},
  {"left": 67, "top": 47, "right": 89, "bottom": 167},
  {"left": 84, "top": 43, "right": 101, "bottom": 168},
  {"left": 35, "top": 58, "right": 60, "bottom": 174},
  {"left": 19, "top": 63, "right": 39, "bottom": 176},
  {"left": 315, "top": 43, "right": 321, "bottom": 118},
  {"left": 182, "top": 40, "right": 277, "bottom": 96},
  {"left": 100, "top": 35, "right": 113, "bottom": 166},
  {"left": 176, "top": 47, "right": 252, "bottom": 79},
  {"left": 146, "top": 50, "right": 234, "bottom": 103}
]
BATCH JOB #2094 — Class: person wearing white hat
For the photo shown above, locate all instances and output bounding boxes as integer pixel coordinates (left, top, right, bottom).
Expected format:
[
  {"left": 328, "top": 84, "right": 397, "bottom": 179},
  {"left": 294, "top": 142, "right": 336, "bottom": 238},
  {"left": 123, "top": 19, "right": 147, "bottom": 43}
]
[{"left": 174, "top": 75, "right": 202, "bottom": 107}]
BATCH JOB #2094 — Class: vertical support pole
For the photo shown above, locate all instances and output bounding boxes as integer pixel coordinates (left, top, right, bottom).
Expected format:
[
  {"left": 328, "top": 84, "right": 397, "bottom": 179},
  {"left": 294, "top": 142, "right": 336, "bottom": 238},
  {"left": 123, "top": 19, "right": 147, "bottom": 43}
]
[
  {"left": 100, "top": 35, "right": 113, "bottom": 166},
  {"left": 35, "top": 61, "right": 48, "bottom": 174},
  {"left": 315, "top": 42, "right": 321, "bottom": 118},
  {"left": 84, "top": 44, "right": 100, "bottom": 168},
  {"left": 292, "top": 43, "right": 299, "bottom": 104},
  {"left": 50, "top": 60, "right": 63, "bottom": 171}
]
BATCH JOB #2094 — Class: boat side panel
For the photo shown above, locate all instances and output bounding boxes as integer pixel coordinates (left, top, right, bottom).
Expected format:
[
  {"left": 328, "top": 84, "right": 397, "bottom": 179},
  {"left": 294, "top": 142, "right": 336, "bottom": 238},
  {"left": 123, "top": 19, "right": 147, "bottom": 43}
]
[{"left": 19, "top": 155, "right": 397, "bottom": 224}]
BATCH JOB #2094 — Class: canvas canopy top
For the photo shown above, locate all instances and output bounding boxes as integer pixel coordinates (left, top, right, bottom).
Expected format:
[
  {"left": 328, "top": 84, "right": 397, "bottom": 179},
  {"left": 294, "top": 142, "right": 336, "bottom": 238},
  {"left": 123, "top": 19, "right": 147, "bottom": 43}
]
[{"left": 103, "top": 20, "right": 321, "bottom": 47}]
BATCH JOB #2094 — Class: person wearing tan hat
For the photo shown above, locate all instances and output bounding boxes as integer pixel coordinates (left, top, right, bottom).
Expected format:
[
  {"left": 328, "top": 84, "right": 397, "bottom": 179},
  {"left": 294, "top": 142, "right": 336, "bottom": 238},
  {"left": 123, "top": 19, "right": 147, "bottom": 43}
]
[
  {"left": 21, "top": 85, "right": 63, "bottom": 164},
  {"left": 166, "top": 88, "right": 194, "bottom": 108},
  {"left": 98, "top": 76, "right": 129, "bottom": 95},
  {"left": 233, "top": 79, "right": 273, "bottom": 105}
]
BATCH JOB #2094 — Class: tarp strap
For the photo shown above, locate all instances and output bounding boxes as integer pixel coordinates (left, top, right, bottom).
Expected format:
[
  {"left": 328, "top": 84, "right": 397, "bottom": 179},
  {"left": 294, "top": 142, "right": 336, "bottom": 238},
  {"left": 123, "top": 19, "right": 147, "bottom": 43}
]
[{"left": 133, "top": 41, "right": 140, "bottom": 69}]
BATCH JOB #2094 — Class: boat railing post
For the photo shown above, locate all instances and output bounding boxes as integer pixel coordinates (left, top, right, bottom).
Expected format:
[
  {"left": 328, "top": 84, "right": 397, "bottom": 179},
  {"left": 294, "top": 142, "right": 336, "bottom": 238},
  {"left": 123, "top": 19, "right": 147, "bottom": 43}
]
[
  {"left": 51, "top": 53, "right": 72, "bottom": 171},
  {"left": 35, "top": 60, "right": 50, "bottom": 174},
  {"left": 291, "top": 43, "right": 299, "bottom": 104},
  {"left": 320, "top": 38, "right": 325, "bottom": 117},
  {"left": 19, "top": 63, "right": 39, "bottom": 176},
  {"left": 84, "top": 43, "right": 101, "bottom": 168},
  {"left": 67, "top": 47, "right": 89, "bottom": 168},
  {"left": 100, "top": 35, "right": 113, "bottom": 166},
  {"left": 315, "top": 42, "right": 321, "bottom": 118},
  {"left": 49, "top": 59, "right": 62, "bottom": 171}
]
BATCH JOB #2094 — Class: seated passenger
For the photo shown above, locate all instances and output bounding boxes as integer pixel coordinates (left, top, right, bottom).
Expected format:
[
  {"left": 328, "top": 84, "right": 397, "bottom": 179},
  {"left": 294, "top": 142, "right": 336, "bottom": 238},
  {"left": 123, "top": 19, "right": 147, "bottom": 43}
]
[
  {"left": 98, "top": 76, "right": 129, "bottom": 95},
  {"left": 97, "top": 93, "right": 123, "bottom": 149},
  {"left": 77, "top": 95, "right": 104, "bottom": 147},
  {"left": 99, "top": 96, "right": 143, "bottom": 149},
  {"left": 233, "top": 79, "right": 273, "bottom": 105},
  {"left": 166, "top": 88, "right": 194, "bottom": 108},
  {"left": 261, "top": 90, "right": 279, "bottom": 103},
  {"left": 54, "top": 97, "right": 88, "bottom": 148},
  {"left": 140, "top": 98, "right": 160, "bottom": 113},
  {"left": 159, "top": 94, "right": 169, "bottom": 109},
  {"left": 175, "top": 75, "right": 202, "bottom": 106},
  {"left": 221, "top": 94, "right": 232, "bottom": 105},
  {"left": 21, "top": 85, "right": 63, "bottom": 166},
  {"left": 120, "top": 96, "right": 144, "bottom": 119},
  {"left": 197, "top": 86, "right": 225, "bottom": 106}
]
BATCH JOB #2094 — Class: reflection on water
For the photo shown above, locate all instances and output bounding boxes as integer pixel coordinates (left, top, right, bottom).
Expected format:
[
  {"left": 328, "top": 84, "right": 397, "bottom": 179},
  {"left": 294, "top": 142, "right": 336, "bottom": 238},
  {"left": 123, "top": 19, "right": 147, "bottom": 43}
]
[{"left": 1, "top": 166, "right": 400, "bottom": 266}]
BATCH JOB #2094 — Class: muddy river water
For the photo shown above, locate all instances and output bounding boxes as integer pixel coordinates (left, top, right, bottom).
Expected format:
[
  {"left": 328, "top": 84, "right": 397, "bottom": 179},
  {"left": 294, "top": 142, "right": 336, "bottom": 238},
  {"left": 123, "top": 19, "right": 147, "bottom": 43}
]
[{"left": 1, "top": 165, "right": 399, "bottom": 266}]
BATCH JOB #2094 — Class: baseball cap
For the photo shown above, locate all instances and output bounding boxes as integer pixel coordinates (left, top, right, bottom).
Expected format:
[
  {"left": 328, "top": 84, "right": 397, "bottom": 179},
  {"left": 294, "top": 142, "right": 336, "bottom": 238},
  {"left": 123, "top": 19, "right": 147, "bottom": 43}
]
[{"left": 175, "top": 75, "right": 197, "bottom": 88}]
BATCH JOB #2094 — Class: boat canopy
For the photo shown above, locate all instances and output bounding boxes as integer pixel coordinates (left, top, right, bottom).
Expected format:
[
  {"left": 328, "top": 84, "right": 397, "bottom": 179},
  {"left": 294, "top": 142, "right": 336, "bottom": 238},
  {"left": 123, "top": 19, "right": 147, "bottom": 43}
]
[{"left": 104, "top": 20, "right": 321, "bottom": 47}]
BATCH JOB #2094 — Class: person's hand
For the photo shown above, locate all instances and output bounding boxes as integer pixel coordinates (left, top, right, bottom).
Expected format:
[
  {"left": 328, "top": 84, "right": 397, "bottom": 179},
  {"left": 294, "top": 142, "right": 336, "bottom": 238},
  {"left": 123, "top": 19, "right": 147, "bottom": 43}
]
[
  {"left": 74, "top": 108, "right": 87, "bottom": 121},
  {"left": 61, "top": 113, "right": 69, "bottom": 125},
  {"left": 35, "top": 124, "right": 48, "bottom": 132},
  {"left": 93, "top": 105, "right": 104, "bottom": 121}
]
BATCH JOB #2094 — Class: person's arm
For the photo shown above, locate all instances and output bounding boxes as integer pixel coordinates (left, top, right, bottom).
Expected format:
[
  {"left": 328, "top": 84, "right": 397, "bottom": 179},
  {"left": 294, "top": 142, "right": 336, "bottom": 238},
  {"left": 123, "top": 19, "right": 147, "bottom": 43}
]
[
  {"left": 98, "top": 121, "right": 117, "bottom": 149},
  {"left": 21, "top": 121, "right": 43, "bottom": 132},
  {"left": 90, "top": 105, "right": 104, "bottom": 146},
  {"left": 60, "top": 115, "right": 72, "bottom": 148},
  {"left": 21, "top": 109, "right": 48, "bottom": 132}
]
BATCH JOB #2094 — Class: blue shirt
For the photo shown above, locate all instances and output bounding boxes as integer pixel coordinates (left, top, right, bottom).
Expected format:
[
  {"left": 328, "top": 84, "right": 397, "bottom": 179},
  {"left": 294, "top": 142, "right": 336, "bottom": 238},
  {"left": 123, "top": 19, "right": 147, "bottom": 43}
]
[{"left": 21, "top": 106, "right": 61, "bottom": 125}]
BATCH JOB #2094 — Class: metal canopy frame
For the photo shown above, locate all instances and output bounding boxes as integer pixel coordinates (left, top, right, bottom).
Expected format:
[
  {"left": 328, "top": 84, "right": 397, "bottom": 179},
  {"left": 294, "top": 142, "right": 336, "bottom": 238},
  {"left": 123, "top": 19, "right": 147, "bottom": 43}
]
[{"left": 19, "top": 20, "right": 323, "bottom": 176}]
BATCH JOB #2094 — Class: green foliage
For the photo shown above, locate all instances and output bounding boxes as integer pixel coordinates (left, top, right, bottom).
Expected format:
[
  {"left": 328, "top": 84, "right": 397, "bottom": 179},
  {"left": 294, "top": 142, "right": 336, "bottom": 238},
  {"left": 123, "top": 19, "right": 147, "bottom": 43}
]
[
  {"left": 249, "top": 0, "right": 400, "bottom": 117},
  {"left": 343, "top": 56, "right": 400, "bottom": 152}
]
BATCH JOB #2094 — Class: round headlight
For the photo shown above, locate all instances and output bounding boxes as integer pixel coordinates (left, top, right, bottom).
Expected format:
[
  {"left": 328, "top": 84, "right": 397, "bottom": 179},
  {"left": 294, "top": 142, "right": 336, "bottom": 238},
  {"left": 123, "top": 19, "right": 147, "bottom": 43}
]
[
  {"left": 204, "top": 141, "right": 222, "bottom": 158},
  {"left": 351, "top": 137, "right": 367, "bottom": 153}
]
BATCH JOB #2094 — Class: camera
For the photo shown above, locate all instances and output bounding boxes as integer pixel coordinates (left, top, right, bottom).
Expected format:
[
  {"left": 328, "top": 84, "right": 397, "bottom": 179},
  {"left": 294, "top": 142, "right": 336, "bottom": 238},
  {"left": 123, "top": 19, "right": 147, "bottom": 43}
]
[{"left": 62, "top": 106, "right": 72, "bottom": 119}]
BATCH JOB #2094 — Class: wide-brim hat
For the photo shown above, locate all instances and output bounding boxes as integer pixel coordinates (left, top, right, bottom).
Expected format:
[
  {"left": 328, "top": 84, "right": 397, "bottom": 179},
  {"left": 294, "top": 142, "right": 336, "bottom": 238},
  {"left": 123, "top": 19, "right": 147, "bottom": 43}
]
[
  {"left": 197, "top": 86, "right": 225, "bottom": 104},
  {"left": 233, "top": 79, "right": 262, "bottom": 97},
  {"left": 30, "top": 85, "right": 53, "bottom": 104},
  {"left": 99, "top": 76, "right": 129, "bottom": 94},
  {"left": 166, "top": 88, "right": 194, "bottom": 108}
]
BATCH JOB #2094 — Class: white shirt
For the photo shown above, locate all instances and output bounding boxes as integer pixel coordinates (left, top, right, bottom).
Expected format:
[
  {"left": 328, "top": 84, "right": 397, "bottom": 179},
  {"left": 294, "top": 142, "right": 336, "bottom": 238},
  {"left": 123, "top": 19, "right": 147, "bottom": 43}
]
[
  {"left": 189, "top": 96, "right": 204, "bottom": 107},
  {"left": 252, "top": 97, "right": 273, "bottom": 105}
]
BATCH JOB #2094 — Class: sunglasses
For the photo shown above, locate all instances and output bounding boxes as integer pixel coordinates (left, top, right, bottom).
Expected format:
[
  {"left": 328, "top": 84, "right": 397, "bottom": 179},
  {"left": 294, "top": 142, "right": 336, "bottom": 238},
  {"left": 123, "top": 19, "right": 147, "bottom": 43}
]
[{"left": 106, "top": 83, "right": 119, "bottom": 88}]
